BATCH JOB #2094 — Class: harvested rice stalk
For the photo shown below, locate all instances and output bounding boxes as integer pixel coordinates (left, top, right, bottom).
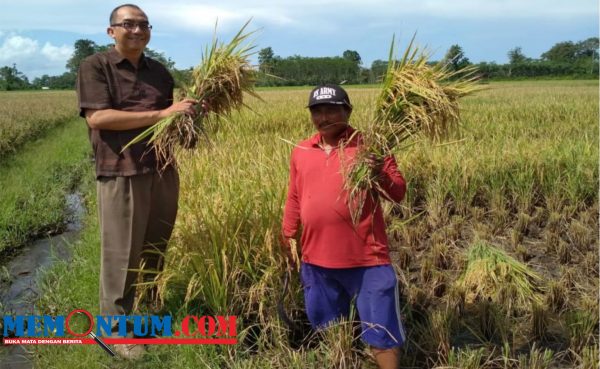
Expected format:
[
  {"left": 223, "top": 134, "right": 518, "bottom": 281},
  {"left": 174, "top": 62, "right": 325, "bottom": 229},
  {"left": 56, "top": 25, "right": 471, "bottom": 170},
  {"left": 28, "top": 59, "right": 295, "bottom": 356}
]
[
  {"left": 344, "top": 36, "right": 481, "bottom": 224},
  {"left": 457, "top": 241, "right": 542, "bottom": 313},
  {"left": 124, "top": 20, "right": 259, "bottom": 170}
]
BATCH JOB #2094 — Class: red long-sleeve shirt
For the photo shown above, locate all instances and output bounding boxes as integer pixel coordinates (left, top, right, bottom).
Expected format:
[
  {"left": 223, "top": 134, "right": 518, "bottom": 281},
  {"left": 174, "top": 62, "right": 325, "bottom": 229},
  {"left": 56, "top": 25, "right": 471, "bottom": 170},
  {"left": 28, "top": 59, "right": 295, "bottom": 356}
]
[{"left": 282, "top": 127, "right": 406, "bottom": 268}]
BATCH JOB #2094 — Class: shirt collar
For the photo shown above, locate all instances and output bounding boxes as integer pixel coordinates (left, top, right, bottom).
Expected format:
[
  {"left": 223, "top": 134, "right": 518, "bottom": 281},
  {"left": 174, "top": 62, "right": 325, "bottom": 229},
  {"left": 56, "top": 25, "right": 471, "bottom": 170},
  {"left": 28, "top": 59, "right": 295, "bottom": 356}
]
[{"left": 108, "top": 46, "right": 151, "bottom": 69}]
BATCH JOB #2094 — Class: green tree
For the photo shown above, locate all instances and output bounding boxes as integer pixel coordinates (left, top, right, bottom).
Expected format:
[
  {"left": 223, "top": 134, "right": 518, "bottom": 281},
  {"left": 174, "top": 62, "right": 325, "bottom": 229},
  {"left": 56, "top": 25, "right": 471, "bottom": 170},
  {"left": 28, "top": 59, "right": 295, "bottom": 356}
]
[
  {"left": 575, "top": 37, "right": 599, "bottom": 75},
  {"left": 0, "top": 64, "right": 30, "bottom": 90},
  {"left": 51, "top": 72, "right": 77, "bottom": 89},
  {"left": 258, "top": 47, "right": 275, "bottom": 73},
  {"left": 95, "top": 44, "right": 111, "bottom": 53},
  {"left": 143, "top": 48, "right": 176, "bottom": 70},
  {"left": 369, "top": 60, "right": 388, "bottom": 83},
  {"left": 32, "top": 74, "right": 51, "bottom": 88},
  {"left": 145, "top": 48, "right": 189, "bottom": 86},
  {"left": 575, "top": 37, "right": 599, "bottom": 58},
  {"left": 341, "top": 50, "right": 362, "bottom": 83},
  {"left": 170, "top": 67, "right": 193, "bottom": 88},
  {"left": 442, "top": 44, "right": 470, "bottom": 71},
  {"left": 508, "top": 47, "right": 528, "bottom": 64},
  {"left": 261, "top": 55, "right": 361, "bottom": 86},
  {"left": 66, "top": 39, "right": 98, "bottom": 74},
  {"left": 359, "top": 67, "right": 370, "bottom": 84},
  {"left": 541, "top": 41, "right": 578, "bottom": 62},
  {"left": 342, "top": 50, "right": 362, "bottom": 65}
]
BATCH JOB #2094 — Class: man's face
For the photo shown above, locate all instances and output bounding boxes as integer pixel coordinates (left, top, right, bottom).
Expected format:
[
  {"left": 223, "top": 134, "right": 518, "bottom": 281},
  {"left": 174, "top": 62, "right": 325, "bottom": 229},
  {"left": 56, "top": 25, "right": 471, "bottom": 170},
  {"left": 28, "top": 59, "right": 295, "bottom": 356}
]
[
  {"left": 107, "top": 6, "right": 150, "bottom": 54},
  {"left": 310, "top": 104, "right": 351, "bottom": 140}
]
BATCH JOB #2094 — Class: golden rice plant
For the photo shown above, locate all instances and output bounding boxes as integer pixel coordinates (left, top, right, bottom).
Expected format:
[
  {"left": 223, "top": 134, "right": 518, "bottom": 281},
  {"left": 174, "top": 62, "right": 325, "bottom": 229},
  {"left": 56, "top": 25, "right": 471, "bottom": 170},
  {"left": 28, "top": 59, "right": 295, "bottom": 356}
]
[
  {"left": 442, "top": 347, "right": 490, "bottom": 369},
  {"left": 317, "top": 316, "right": 364, "bottom": 369},
  {"left": 578, "top": 345, "right": 599, "bottom": 369},
  {"left": 517, "top": 344, "right": 554, "bottom": 369},
  {"left": 125, "top": 20, "right": 259, "bottom": 169},
  {"left": 477, "top": 298, "right": 510, "bottom": 342},
  {"left": 546, "top": 279, "right": 568, "bottom": 313},
  {"left": 425, "top": 308, "right": 457, "bottom": 359},
  {"left": 566, "top": 310, "right": 599, "bottom": 354},
  {"left": 531, "top": 302, "right": 550, "bottom": 340},
  {"left": 344, "top": 35, "right": 481, "bottom": 223},
  {"left": 457, "top": 241, "right": 543, "bottom": 314}
]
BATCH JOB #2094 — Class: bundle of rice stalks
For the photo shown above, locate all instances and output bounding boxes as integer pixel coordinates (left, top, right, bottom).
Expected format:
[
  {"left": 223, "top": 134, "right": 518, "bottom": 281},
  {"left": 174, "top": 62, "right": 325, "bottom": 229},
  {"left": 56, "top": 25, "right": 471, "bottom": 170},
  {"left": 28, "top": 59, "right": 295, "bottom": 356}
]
[
  {"left": 344, "top": 36, "right": 480, "bottom": 223},
  {"left": 124, "top": 20, "right": 259, "bottom": 170},
  {"left": 457, "top": 241, "right": 543, "bottom": 314}
]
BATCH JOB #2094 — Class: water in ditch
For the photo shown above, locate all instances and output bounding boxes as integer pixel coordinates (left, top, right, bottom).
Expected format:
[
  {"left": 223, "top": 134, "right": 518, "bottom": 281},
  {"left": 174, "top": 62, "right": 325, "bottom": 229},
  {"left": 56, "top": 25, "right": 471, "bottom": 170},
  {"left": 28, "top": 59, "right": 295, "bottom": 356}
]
[{"left": 0, "top": 193, "right": 85, "bottom": 369}]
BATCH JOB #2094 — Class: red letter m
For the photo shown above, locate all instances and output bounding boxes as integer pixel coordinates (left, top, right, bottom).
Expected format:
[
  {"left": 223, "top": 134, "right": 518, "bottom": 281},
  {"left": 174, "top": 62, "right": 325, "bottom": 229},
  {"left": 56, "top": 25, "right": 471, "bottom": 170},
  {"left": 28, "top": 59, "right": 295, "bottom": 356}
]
[{"left": 216, "top": 316, "right": 237, "bottom": 337}]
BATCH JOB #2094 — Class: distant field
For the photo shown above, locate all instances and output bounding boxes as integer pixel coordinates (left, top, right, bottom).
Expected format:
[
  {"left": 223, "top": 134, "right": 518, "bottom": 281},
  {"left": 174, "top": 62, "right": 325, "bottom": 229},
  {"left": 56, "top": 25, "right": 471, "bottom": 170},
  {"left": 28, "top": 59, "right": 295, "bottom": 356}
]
[
  {"left": 0, "top": 91, "right": 77, "bottom": 159},
  {"left": 29, "top": 80, "right": 600, "bottom": 368},
  {"left": 0, "top": 118, "right": 90, "bottom": 253}
]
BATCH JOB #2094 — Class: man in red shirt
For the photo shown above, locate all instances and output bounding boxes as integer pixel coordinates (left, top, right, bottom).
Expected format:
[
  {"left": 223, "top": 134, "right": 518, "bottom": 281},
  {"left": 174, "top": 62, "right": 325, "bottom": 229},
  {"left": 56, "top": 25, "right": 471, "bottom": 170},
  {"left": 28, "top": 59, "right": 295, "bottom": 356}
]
[{"left": 282, "top": 84, "right": 407, "bottom": 369}]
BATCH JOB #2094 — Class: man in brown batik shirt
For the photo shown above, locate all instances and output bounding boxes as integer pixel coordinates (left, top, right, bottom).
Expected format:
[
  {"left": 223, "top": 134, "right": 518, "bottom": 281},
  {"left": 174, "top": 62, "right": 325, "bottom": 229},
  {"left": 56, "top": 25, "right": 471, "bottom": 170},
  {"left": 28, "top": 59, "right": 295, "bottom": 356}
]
[{"left": 76, "top": 3, "right": 197, "bottom": 359}]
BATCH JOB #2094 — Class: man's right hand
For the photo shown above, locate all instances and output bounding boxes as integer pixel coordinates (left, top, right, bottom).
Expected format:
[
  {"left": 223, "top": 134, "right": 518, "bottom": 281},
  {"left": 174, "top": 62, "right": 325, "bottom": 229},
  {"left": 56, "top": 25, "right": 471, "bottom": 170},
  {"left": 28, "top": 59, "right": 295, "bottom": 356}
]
[
  {"left": 159, "top": 98, "right": 199, "bottom": 119},
  {"left": 280, "top": 236, "right": 299, "bottom": 271},
  {"left": 85, "top": 98, "right": 199, "bottom": 131}
]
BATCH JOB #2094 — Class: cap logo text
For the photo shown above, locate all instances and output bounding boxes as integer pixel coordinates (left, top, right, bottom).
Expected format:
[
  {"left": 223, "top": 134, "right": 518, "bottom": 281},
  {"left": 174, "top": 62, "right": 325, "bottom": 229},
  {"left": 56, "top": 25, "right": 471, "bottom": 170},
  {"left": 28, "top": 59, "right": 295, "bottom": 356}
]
[{"left": 313, "top": 87, "right": 337, "bottom": 99}]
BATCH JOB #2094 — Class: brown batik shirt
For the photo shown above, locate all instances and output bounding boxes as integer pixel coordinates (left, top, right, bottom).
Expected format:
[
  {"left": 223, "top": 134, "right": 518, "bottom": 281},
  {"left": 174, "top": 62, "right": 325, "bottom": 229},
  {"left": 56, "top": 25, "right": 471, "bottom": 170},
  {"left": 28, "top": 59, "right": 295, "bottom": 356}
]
[{"left": 76, "top": 47, "right": 174, "bottom": 178}]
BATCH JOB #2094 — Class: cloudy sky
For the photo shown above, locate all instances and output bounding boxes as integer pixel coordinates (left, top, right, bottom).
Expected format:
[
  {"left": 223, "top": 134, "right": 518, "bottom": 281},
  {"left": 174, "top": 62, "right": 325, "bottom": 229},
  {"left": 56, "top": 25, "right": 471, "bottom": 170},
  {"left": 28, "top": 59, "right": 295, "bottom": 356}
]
[{"left": 1, "top": 0, "right": 597, "bottom": 79}]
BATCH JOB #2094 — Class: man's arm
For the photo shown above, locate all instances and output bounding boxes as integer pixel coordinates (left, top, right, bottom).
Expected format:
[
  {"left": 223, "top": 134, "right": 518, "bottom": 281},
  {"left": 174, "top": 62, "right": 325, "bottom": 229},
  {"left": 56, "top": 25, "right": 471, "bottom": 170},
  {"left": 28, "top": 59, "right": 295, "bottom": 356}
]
[
  {"left": 370, "top": 155, "right": 406, "bottom": 203},
  {"left": 84, "top": 98, "right": 198, "bottom": 131},
  {"left": 77, "top": 54, "right": 199, "bottom": 131},
  {"left": 281, "top": 153, "right": 301, "bottom": 266}
]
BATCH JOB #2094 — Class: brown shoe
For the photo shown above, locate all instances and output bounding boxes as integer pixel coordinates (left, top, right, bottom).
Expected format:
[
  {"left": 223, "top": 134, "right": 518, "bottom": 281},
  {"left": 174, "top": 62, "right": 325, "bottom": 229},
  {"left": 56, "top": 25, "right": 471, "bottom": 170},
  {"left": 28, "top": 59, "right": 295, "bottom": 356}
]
[
  {"left": 112, "top": 342, "right": 146, "bottom": 360},
  {"left": 111, "top": 332, "right": 146, "bottom": 360}
]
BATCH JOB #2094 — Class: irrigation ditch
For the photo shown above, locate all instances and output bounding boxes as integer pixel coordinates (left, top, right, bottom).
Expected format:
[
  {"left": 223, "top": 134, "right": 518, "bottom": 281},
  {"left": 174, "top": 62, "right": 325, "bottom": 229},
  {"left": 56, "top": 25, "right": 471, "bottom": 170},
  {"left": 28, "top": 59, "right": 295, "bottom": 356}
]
[{"left": 0, "top": 193, "right": 86, "bottom": 369}]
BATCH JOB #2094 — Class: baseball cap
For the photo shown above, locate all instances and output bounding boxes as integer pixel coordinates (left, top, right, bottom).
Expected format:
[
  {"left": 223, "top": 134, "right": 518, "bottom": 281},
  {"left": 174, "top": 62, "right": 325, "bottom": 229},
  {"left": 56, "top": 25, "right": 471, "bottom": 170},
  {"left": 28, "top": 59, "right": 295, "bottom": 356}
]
[{"left": 306, "top": 84, "right": 352, "bottom": 109}]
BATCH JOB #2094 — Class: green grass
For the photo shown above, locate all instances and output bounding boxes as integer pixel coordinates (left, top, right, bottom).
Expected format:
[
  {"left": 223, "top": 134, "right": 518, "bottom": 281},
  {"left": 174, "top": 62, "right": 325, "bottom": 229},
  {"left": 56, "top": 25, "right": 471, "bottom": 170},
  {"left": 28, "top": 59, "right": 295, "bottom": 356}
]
[{"left": 0, "top": 117, "right": 90, "bottom": 253}]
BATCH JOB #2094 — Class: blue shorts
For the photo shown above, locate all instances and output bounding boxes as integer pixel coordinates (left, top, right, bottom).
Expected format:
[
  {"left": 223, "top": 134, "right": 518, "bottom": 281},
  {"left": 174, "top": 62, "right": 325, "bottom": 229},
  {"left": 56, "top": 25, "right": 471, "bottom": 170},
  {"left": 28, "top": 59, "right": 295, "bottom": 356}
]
[{"left": 300, "top": 262, "right": 406, "bottom": 349}]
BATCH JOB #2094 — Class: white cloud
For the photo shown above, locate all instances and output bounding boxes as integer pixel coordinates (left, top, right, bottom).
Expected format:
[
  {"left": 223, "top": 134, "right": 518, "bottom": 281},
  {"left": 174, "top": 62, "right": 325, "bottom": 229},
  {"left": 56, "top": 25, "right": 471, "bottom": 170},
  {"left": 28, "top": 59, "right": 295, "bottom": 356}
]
[
  {"left": 0, "top": 35, "right": 38, "bottom": 62},
  {"left": 0, "top": 34, "right": 73, "bottom": 78},
  {"left": 41, "top": 42, "right": 73, "bottom": 62}
]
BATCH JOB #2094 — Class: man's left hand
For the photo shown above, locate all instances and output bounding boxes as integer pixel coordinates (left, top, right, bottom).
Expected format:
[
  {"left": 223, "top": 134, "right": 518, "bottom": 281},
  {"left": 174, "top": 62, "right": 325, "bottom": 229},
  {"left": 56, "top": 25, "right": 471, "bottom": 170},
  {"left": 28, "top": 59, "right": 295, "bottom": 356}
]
[
  {"left": 364, "top": 153, "right": 384, "bottom": 177},
  {"left": 200, "top": 99, "right": 212, "bottom": 117}
]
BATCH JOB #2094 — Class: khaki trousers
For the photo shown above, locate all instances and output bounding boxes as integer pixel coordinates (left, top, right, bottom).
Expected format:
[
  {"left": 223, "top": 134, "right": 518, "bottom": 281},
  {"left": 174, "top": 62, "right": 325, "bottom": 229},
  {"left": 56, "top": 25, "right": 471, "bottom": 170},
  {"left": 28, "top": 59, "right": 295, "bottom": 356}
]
[{"left": 97, "top": 167, "right": 179, "bottom": 317}]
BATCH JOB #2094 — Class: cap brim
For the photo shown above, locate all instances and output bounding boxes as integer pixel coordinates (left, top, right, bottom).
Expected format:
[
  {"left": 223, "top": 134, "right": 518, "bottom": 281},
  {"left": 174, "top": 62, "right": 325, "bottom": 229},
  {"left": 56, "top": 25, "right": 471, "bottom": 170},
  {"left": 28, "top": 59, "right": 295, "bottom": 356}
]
[{"left": 306, "top": 101, "right": 351, "bottom": 108}]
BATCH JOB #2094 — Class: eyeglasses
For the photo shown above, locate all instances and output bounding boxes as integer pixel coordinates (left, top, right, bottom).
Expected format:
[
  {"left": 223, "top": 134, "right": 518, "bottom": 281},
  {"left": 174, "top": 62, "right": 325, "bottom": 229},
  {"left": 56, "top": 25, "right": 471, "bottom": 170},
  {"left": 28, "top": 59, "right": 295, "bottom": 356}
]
[{"left": 111, "top": 21, "right": 152, "bottom": 31}]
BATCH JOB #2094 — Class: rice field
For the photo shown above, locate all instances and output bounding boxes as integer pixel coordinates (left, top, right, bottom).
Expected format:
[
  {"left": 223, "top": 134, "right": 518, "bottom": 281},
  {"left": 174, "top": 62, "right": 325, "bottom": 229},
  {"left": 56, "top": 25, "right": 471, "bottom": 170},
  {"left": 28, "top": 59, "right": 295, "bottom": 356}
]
[
  {"left": 0, "top": 91, "right": 77, "bottom": 159},
  {"left": 0, "top": 91, "right": 86, "bottom": 253},
  {"left": 28, "top": 80, "right": 599, "bottom": 368},
  {"left": 161, "top": 80, "right": 599, "bottom": 368}
]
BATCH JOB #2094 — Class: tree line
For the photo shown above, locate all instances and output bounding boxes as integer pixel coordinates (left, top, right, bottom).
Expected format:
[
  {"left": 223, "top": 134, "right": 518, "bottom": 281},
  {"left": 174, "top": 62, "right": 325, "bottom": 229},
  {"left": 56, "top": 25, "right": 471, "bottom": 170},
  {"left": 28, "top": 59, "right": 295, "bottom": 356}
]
[
  {"left": 0, "top": 39, "right": 186, "bottom": 91},
  {"left": 0, "top": 37, "right": 597, "bottom": 91}
]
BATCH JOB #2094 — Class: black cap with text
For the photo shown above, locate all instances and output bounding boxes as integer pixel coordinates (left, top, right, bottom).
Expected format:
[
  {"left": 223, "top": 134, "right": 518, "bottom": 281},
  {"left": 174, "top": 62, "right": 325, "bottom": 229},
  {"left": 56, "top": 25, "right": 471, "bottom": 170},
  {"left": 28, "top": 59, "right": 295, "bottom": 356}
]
[{"left": 306, "top": 84, "right": 352, "bottom": 109}]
